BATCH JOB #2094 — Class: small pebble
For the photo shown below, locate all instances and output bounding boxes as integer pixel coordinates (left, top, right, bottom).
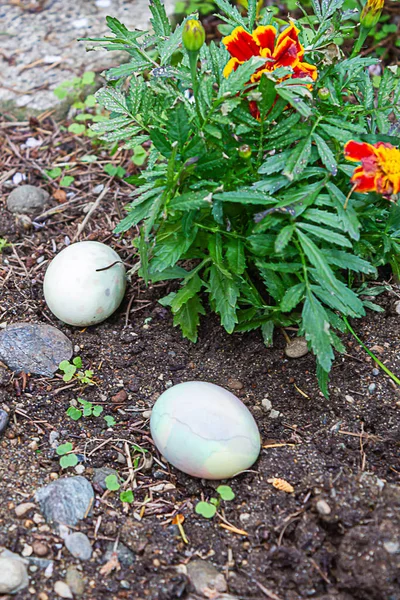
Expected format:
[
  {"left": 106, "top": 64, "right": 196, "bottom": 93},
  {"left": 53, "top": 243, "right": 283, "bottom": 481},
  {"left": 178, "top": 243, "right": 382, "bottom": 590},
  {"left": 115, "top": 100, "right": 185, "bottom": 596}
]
[
  {"left": 269, "top": 409, "right": 281, "bottom": 419},
  {"left": 38, "top": 593, "right": 49, "bottom": 600},
  {"left": 227, "top": 379, "right": 244, "bottom": 391},
  {"left": 345, "top": 395, "right": 355, "bottom": 404},
  {"left": 368, "top": 383, "right": 376, "bottom": 394},
  {"left": 111, "top": 389, "right": 128, "bottom": 403},
  {"left": 285, "top": 337, "right": 308, "bottom": 359},
  {"left": 261, "top": 398, "right": 272, "bottom": 412},
  {"left": 372, "top": 368, "right": 379, "bottom": 377},
  {"left": 66, "top": 566, "right": 85, "bottom": 596},
  {"left": 383, "top": 541, "right": 399, "bottom": 554},
  {"left": 64, "top": 532, "right": 92, "bottom": 561},
  {"left": 0, "top": 409, "right": 9, "bottom": 436},
  {"left": 21, "top": 544, "right": 33, "bottom": 557},
  {"left": 316, "top": 499, "right": 331, "bottom": 516},
  {"left": 54, "top": 581, "right": 73, "bottom": 599},
  {"left": 15, "top": 502, "right": 36, "bottom": 518},
  {"left": 120, "top": 580, "right": 130, "bottom": 589},
  {"left": 142, "top": 410, "right": 152, "bottom": 419},
  {"left": 32, "top": 542, "right": 49, "bottom": 557}
]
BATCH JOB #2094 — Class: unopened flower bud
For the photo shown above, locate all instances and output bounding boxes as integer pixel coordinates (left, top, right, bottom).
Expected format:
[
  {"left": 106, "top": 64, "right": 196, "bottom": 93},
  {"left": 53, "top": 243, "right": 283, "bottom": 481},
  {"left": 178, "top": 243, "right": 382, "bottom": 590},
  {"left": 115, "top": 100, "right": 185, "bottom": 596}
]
[
  {"left": 318, "top": 87, "right": 330, "bottom": 100},
  {"left": 238, "top": 144, "right": 252, "bottom": 160},
  {"left": 182, "top": 19, "right": 206, "bottom": 53},
  {"left": 360, "top": 0, "right": 384, "bottom": 29}
]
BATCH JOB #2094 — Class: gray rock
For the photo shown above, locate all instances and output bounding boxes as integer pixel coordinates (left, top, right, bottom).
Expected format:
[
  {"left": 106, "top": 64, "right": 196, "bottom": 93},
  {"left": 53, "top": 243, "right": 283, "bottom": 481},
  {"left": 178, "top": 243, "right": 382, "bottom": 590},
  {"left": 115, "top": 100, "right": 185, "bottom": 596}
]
[
  {"left": 0, "top": 0, "right": 175, "bottom": 118},
  {"left": 66, "top": 566, "right": 85, "bottom": 596},
  {"left": 103, "top": 542, "right": 135, "bottom": 567},
  {"left": 285, "top": 336, "right": 309, "bottom": 359},
  {"left": 0, "top": 557, "right": 29, "bottom": 594},
  {"left": 0, "top": 409, "right": 9, "bottom": 436},
  {"left": 64, "top": 532, "right": 92, "bottom": 561},
  {"left": 7, "top": 185, "right": 49, "bottom": 215},
  {"left": 93, "top": 467, "right": 120, "bottom": 491},
  {"left": 35, "top": 476, "right": 94, "bottom": 527},
  {"left": 0, "top": 323, "right": 73, "bottom": 377},
  {"left": 187, "top": 560, "right": 227, "bottom": 597}
]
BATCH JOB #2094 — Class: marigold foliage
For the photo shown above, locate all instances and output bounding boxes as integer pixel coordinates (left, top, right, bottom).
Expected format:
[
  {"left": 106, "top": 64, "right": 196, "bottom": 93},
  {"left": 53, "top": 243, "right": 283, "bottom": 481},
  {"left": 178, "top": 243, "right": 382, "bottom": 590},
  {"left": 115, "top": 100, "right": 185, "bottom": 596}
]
[{"left": 86, "top": 0, "right": 400, "bottom": 395}]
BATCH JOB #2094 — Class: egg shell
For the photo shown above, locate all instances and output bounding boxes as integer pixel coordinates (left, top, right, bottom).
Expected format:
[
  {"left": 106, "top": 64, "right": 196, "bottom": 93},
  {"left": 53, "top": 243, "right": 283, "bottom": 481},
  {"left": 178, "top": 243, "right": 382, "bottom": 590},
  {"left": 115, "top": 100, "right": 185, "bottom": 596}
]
[
  {"left": 43, "top": 241, "right": 126, "bottom": 326},
  {"left": 150, "top": 381, "right": 261, "bottom": 480}
]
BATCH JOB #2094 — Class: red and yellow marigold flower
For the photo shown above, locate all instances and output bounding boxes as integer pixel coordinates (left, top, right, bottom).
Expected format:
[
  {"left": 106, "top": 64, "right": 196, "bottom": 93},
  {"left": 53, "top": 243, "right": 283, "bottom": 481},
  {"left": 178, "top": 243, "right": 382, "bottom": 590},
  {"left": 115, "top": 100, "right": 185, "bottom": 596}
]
[
  {"left": 222, "top": 22, "right": 317, "bottom": 85},
  {"left": 344, "top": 140, "right": 400, "bottom": 197}
]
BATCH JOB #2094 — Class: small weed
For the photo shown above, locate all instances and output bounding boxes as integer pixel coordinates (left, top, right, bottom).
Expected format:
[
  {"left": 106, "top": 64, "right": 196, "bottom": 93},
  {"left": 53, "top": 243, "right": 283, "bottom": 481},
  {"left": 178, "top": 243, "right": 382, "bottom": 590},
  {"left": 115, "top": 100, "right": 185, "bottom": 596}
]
[
  {"left": 195, "top": 485, "right": 235, "bottom": 519},
  {"left": 58, "top": 357, "right": 95, "bottom": 385},
  {"left": 66, "top": 397, "right": 117, "bottom": 429},
  {"left": 120, "top": 490, "right": 134, "bottom": 504},
  {"left": 56, "top": 442, "right": 78, "bottom": 469},
  {"left": 0, "top": 238, "right": 11, "bottom": 253},
  {"left": 105, "top": 474, "right": 121, "bottom": 491}
]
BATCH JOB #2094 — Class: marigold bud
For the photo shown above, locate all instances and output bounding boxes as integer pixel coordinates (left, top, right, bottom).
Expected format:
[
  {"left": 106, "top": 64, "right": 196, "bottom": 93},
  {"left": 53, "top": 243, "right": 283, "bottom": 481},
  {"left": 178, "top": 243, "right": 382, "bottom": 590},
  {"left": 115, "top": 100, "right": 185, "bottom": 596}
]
[
  {"left": 238, "top": 144, "right": 252, "bottom": 160},
  {"left": 318, "top": 87, "right": 330, "bottom": 100},
  {"left": 182, "top": 19, "right": 206, "bottom": 53},
  {"left": 360, "top": 0, "right": 384, "bottom": 29}
]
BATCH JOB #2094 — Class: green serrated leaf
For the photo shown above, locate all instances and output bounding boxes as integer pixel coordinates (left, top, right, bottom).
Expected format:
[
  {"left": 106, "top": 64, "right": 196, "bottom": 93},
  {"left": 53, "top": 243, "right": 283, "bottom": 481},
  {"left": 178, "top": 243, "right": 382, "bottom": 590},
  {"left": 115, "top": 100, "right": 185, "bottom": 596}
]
[
  {"left": 173, "top": 294, "right": 205, "bottom": 342},
  {"left": 280, "top": 283, "right": 306, "bottom": 313},
  {"left": 313, "top": 132, "right": 337, "bottom": 175},
  {"left": 225, "top": 238, "right": 246, "bottom": 275},
  {"left": 209, "top": 265, "right": 239, "bottom": 333},
  {"left": 283, "top": 136, "right": 312, "bottom": 181},
  {"left": 275, "top": 225, "right": 295, "bottom": 253},
  {"left": 302, "top": 291, "right": 334, "bottom": 372}
]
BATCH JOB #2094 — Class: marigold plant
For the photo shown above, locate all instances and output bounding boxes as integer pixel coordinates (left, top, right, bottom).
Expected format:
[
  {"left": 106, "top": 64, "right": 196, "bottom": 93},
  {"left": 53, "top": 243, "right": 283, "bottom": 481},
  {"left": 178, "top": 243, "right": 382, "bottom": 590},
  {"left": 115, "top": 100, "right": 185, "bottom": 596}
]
[{"left": 85, "top": 0, "right": 400, "bottom": 395}]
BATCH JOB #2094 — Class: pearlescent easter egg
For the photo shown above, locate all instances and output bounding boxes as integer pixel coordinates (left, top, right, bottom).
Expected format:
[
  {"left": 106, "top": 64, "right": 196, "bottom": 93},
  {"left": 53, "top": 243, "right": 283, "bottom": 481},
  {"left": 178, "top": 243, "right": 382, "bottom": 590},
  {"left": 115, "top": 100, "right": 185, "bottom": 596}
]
[
  {"left": 43, "top": 241, "right": 126, "bottom": 326},
  {"left": 150, "top": 381, "right": 261, "bottom": 479}
]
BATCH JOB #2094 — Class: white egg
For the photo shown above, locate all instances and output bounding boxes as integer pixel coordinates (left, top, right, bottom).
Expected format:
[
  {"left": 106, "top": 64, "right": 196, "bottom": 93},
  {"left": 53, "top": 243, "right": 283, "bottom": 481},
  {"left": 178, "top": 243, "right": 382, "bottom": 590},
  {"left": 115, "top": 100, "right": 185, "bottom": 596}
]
[
  {"left": 150, "top": 381, "right": 261, "bottom": 479},
  {"left": 43, "top": 241, "right": 126, "bottom": 326}
]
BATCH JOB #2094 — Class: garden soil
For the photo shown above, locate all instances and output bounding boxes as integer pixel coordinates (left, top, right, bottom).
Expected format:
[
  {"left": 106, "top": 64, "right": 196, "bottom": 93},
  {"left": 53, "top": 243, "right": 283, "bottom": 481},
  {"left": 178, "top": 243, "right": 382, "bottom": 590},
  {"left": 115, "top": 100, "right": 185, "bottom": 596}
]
[{"left": 0, "top": 121, "right": 400, "bottom": 600}]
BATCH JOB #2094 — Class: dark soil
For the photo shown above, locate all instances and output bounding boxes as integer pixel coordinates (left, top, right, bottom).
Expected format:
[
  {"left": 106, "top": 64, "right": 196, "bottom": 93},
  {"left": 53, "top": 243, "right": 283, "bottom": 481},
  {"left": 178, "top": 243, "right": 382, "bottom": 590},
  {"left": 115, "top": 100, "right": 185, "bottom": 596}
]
[{"left": 1, "top": 120, "right": 400, "bottom": 600}]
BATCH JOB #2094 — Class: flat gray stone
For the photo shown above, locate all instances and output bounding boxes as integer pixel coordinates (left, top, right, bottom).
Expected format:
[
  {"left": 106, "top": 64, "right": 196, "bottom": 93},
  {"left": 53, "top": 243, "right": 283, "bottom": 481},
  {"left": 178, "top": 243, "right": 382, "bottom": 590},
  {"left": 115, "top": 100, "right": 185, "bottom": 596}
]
[
  {"left": 0, "top": 0, "right": 174, "bottom": 117},
  {"left": 7, "top": 185, "right": 49, "bottom": 215},
  {"left": 0, "top": 557, "right": 29, "bottom": 595},
  {"left": 0, "top": 323, "right": 73, "bottom": 376},
  {"left": 64, "top": 533, "right": 92, "bottom": 561},
  {"left": 35, "top": 476, "right": 94, "bottom": 527}
]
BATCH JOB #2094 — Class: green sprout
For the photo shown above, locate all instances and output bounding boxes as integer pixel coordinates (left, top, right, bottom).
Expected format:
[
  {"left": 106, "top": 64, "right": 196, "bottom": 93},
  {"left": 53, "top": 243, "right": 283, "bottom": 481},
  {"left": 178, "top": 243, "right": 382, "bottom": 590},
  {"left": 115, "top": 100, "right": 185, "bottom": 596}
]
[
  {"left": 0, "top": 238, "right": 11, "bottom": 253},
  {"left": 56, "top": 442, "right": 79, "bottom": 469},
  {"left": 105, "top": 474, "right": 121, "bottom": 491},
  {"left": 120, "top": 490, "right": 134, "bottom": 504},
  {"left": 195, "top": 485, "right": 235, "bottom": 519},
  {"left": 58, "top": 357, "right": 95, "bottom": 385}
]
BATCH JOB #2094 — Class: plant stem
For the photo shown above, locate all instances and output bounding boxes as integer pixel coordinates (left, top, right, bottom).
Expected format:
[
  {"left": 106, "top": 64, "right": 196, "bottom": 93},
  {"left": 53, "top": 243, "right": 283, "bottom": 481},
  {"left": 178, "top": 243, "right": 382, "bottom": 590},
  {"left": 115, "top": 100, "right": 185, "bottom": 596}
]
[
  {"left": 351, "top": 25, "right": 370, "bottom": 58},
  {"left": 343, "top": 316, "right": 400, "bottom": 386}
]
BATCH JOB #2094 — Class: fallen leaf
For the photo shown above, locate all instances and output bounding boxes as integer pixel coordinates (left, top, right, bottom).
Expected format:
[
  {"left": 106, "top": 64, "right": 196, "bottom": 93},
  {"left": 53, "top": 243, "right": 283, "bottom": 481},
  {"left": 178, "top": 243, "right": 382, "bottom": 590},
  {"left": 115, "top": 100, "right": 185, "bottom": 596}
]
[
  {"left": 99, "top": 551, "right": 120, "bottom": 576},
  {"left": 267, "top": 478, "right": 294, "bottom": 493},
  {"left": 53, "top": 189, "right": 67, "bottom": 203}
]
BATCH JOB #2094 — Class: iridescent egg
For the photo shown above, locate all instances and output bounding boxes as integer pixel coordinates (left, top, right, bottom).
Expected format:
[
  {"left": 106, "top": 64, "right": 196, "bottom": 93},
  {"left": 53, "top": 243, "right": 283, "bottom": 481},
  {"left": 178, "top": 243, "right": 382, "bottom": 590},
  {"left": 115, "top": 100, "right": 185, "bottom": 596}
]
[
  {"left": 150, "top": 381, "right": 261, "bottom": 479},
  {"left": 43, "top": 241, "right": 126, "bottom": 326}
]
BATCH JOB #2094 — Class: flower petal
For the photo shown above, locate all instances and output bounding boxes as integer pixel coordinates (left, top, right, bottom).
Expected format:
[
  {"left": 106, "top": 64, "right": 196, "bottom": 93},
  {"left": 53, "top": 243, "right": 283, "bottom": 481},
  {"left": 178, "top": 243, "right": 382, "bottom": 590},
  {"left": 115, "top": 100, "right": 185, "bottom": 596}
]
[
  {"left": 223, "top": 57, "right": 243, "bottom": 78},
  {"left": 253, "top": 25, "right": 276, "bottom": 53},
  {"left": 294, "top": 61, "right": 318, "bottom": 81},
  {"left": 344, "top": 140, "right": 378, "bottom": 162},
  {"left": 275, "top": 22, "right": 303, "bottom": 58},
  {"left": 223, "top": 26, "right": 261, "bottom": 62},
  {"left": 351, "top": 167, "right": 377, "bottom": 192},
  {"left": 273, "top": 35, "right": 301, "bottom": 68}
]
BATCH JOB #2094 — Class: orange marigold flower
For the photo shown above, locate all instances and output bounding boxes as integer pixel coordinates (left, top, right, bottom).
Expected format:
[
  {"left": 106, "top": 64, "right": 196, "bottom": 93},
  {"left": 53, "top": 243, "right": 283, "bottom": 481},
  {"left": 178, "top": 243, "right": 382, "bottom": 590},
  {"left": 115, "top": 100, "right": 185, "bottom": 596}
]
[
  {"left": 222, "top": 22, "right": 317, "bottom": 85},
  {"left": 344, "top": 140, "right": 400, "bottom": 197}
]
